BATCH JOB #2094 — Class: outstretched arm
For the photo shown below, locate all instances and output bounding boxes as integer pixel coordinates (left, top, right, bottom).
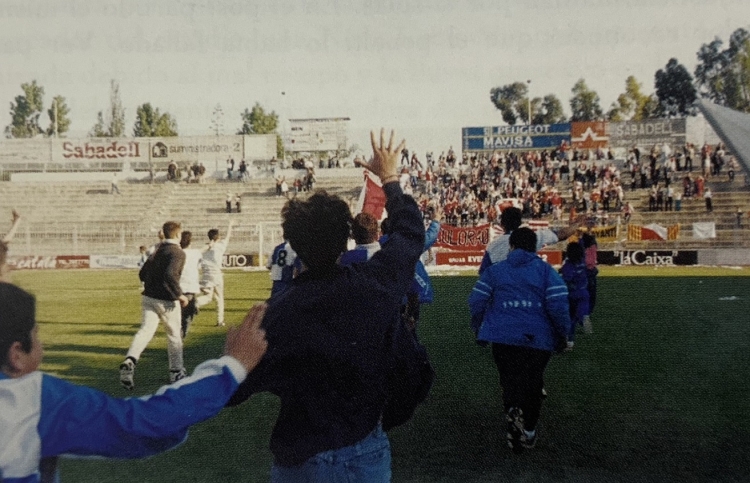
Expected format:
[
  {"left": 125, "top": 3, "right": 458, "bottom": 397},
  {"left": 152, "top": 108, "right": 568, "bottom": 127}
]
[
  {"left": 39, "top": 304, "right": 267, "bottom": 459},
  {"left": 2, "top": 210, "right": 21, "bottom": 243}
]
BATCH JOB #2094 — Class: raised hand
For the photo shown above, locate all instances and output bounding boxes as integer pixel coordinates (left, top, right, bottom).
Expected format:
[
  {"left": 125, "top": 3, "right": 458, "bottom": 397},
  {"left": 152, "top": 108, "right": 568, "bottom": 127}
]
[{"left": 354, "top": 128, "right": 405, "bottom": 184}]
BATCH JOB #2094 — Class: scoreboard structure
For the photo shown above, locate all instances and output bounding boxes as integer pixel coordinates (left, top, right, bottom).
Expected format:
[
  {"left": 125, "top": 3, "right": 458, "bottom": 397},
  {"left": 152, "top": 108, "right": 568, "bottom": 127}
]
[{"left": 286, "top": 117, "right": 350, "bottom": 154}]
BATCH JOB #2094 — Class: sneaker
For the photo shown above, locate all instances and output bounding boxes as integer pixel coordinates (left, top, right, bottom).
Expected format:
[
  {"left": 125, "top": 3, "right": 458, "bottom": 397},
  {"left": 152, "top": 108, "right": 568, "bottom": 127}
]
[
  {"left": 565, "top": 341, "right": 575, "bottom": 352},
  {"left": 215, "top": 322, "right": 225, "bottom": 327},
  {"left": 583, "top": 315, "right": 593, "bottom": 334},
  {"left": 541, "top": 387, "right": 548, "bottom": 399},
  {"left": 521, "top": 429, "right": 537, "bottom": 449},
  {"left": 169, "top": 368, "right": 187, "bottom": 383},
  {"left": 506, "top": 407, "right": 525, "bottom": 454},
  {"left": 119, "top": 359, "right": 135, "bottom": 391}
]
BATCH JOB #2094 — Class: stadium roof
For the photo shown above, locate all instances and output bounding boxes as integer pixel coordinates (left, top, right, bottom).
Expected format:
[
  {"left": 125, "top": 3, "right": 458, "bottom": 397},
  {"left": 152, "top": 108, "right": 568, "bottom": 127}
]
[{"left": 697, "top": 99, "right": 750, "bottom": 173}]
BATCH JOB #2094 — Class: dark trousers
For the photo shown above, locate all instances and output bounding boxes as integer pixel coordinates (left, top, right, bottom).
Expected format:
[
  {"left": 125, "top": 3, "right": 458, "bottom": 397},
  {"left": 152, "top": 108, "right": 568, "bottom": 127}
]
[
  {"left": 587, "top": 269, "right": 598, "bottom": 313},
  {"left": 181, "top": 293, "right": 198, "bottom": 338},
  {"left": 492, "top": 343, "right": 551, "bottom": 431}
]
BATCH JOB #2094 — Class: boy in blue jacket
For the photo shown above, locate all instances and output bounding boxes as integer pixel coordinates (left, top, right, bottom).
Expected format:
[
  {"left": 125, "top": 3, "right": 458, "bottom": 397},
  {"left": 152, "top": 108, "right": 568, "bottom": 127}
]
[
  {"left": 0, "top": 283, "right": 267, "bottom": 483},
  {"left": 468, "top": 228, "right": 571, "bottom": 452},
  {"left": 559, "top": 242, "right": 591, "bottom": 350}
]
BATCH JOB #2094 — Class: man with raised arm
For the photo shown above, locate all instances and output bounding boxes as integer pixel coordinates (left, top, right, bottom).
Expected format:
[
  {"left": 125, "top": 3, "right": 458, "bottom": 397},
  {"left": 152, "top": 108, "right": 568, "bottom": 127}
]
[{"left": 228, "top": 129, "right": 429, "bottom": 481}]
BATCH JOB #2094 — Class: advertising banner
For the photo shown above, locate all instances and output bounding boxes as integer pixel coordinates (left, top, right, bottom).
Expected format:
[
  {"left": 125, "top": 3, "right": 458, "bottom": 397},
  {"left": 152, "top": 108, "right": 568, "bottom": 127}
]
[
  {"left": 598, "top": 250, "right": 698, "bottom": 266},
  {"left": 8, "top": 256, "right": 60, "bottom": 270},
  {"left": 55, "top": 256, "right": 91, "bottom": 269},
  {"left": 609, "top": 119, "right": 686, "bottom": 149},
  {"left": 462, "top": 123, "right": 571, "bottom": 151},
  {"left": 570, "top": 121, "right": 608, "bottom": 149},
  {"left": 90, "top": 255, "right": 142, "bottom": 269},
  {"left": 53, "top": 138, "right": 147, "bottom": 165},
  {"left": 149, "top": 135, "right": 244, "bottom": 165},
  {"left": 1, "top": 134, "right": 276, "bottom": 169},
  {"left": 222, "top": 254, "right": 257, "bottom": 268},
  {"left": 436, "top": 251, "right": 485, "bottom": 266},
  {"left": 434, "top": 224, "right": 490, "bottom": 249}
]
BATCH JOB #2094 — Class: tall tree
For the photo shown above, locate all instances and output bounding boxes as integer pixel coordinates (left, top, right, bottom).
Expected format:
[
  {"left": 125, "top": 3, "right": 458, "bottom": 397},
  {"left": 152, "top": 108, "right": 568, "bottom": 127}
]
[
  {"left": 90, "top": 80, "right": 126, "bottom": 137},
  {"left": 6, "top": 80, "right": 45, "bottom": 138},
  {"left": 532, "top": 94, "right": 566, "bottom": 124},
  {"left": 133, "top": 103, "right": 178, "bottom": 137},
  {"left": 108, "top": 80, "right": 126, "bottom": 137},
  {"left": 694, "top": 28, "right": 750, "bottom": 111},
  {"left": 237, "top": 103, "right": 279, "bottom": 135},
  {"left": 46, "top": 95, "right": 71, "bottom": 137},
  {"left": 489, "top": 82, "right": 528, "bottom": 125},
  {"left": 607, "top": 76, "right": 658, "bottom": 121},
  {"left": 569, "top": 78, "right": 603, "bottom": 122},
  {"left": 655, "top": 58, "right": 697, "bottom": 117},
  {"left": 210, "top": 103, "right": 224, "bottom": 136}
]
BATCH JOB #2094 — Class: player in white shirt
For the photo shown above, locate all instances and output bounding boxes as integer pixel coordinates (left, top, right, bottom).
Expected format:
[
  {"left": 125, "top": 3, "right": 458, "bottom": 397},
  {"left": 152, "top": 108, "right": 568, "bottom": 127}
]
[
  {"left": 196, "top": 221, "right": 233, "bottom": 326},
  {"left": 179, "top": 231, "right": 206, "bottom": 338}
]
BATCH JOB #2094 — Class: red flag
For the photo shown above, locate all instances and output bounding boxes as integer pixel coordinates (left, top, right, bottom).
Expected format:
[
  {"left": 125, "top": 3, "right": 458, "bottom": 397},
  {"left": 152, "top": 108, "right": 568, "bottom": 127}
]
[{"left": 357, "top": 172, "right": 387, "bottom": 220}]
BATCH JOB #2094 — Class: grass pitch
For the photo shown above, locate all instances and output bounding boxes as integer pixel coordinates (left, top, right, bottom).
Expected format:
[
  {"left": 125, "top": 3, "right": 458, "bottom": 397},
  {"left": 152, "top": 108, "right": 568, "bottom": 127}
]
[{"left": 10, "top": 267, "right": 750, "bottom": 482}]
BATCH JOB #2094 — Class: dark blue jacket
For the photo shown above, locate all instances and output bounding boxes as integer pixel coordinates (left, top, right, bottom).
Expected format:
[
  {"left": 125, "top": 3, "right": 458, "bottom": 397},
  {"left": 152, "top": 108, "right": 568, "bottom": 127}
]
[{"left": 228, "top": 183, "right": 425, "bottom": 466}]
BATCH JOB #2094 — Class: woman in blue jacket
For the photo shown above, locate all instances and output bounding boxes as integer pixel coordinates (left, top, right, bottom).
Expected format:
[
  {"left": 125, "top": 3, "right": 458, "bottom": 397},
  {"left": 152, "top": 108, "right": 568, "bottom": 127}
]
[{"left": 468, "top": 228, "right": 572, "bottom": 452}]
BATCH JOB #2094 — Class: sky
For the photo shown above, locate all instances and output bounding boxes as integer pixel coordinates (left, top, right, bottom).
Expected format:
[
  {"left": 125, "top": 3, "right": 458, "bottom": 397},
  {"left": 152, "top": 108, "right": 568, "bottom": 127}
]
[{"left": 1, "top": 0, "right": 749, "bottom": 158}]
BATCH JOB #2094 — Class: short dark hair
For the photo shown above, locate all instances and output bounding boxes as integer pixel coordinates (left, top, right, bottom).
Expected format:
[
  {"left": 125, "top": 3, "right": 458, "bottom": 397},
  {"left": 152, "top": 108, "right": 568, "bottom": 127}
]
[
  {"left": 162, "top": 221, "right": 181, "bottom": 239},
  {"left": 581, "top": 233, "right": 597, "bottom": 248},
  {"left": 207, "top": 229, "right": 220, "bottom": 241},
  {"left": 352, "top": 212, "right": 379, "bottom": 245},
  {"left": 500, "top": 207, "right": 523, "bottom": 232},
  {"left": 180, "top": 231, "right": 192, "bottom": 249},
  {"left": 509, "top": 227, "right": 537, "bottom": 253},
  {"left": 282, "top": 190, "right": 352, "bottom": 270},
  {"left": 565, "top": 242, "right": 585, "bottom": 263},
  {"left": 0, "top": 283, "right": 35, "bottom": 367}
]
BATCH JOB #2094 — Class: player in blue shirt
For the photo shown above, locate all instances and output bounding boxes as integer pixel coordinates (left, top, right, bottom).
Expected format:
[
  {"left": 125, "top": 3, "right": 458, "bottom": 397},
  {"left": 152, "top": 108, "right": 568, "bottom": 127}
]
[{"left": 267, "top": 241, "right": 300, "bottom": 297}]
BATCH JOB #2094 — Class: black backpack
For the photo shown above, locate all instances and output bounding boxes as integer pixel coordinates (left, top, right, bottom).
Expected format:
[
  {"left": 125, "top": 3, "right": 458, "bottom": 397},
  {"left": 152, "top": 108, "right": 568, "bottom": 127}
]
[{"left": 381, "top": 316, "right": 435, "bottom": 431}]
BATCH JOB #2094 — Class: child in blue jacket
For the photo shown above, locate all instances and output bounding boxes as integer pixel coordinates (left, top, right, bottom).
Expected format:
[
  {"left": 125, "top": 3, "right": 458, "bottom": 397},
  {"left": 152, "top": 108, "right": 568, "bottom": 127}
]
[
  {"left": 559, "top": 242, "right": 590, "bottom": 349},
  {"left": 0, "top": 283, "right": 267, "bottom": 483}
]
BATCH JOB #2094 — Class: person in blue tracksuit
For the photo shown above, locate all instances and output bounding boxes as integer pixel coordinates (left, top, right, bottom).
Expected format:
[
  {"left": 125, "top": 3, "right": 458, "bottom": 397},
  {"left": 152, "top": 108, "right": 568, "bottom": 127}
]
[
  {"left": 559, "top": 242, "right": 590, "bottom": 349},
  {"left": 379, "top": 209, "right": 441, "bottom": 330},
  {"left": 0, "top": 283, "right": 267, "bottom": 483},
  {"left": 468, "top": 227, "right": 572, "bottom": 453}
]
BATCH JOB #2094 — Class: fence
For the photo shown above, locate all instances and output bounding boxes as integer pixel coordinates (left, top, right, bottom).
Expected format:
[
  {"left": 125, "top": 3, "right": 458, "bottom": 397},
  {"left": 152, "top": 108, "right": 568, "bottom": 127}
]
[{"left": 8, "top": 221, "right": 284, "bottom": 266}]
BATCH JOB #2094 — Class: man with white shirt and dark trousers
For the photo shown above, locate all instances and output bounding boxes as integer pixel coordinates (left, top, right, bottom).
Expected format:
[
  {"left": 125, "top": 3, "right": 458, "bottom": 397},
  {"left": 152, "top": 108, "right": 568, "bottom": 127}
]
[{"left": 120, "top": 221, "right": 188, "bottom": 390}]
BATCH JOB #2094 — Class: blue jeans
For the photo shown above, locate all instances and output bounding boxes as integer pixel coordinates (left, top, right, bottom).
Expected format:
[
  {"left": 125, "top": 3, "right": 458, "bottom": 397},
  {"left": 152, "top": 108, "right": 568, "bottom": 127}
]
[{"left": 271, "top": 425, "right": 391, "bottom": 483}]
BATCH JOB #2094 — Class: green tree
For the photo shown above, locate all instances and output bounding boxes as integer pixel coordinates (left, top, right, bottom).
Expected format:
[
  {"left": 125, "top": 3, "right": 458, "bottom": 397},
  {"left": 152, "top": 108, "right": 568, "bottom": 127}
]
[
  {"left": 569, "top": 78, "right": 603, "bottom": 122},
  {"left": 694, "top": 28, "right": 750, "bottom": 111},
  {"left": 6, "top": 80, "right": 45, "bottom": 138},
  {"left": 89, "top": 111, "right": 107, "bottom": 137},
  {"left": 90, "top": 80, "right": 126, "bottom": 137},
  {"left": 133, "top": 103, "right": 178, "bottom": 137},
  {"left": 46, "top": 95, "right": 71, "bottom": 137},
  {"left": 532, "top": 94, "right": 566, "bottom": 124},
  {"left": 655, "top": 58, "right": 697, "bottom": 117},
  {"left": 489, "top": 82, "right": 528, "bottom": 125},
  {"left": 607, "top": 76, "right": 658, "bottom": 121},
  {"left": 237, "top": 103, "right": 279, "bottom": 135}
]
